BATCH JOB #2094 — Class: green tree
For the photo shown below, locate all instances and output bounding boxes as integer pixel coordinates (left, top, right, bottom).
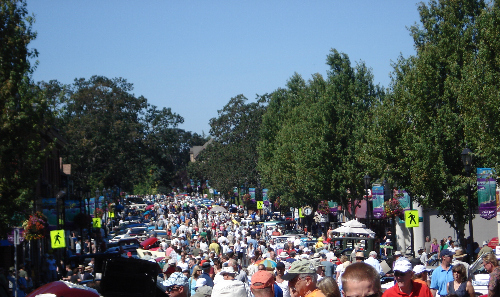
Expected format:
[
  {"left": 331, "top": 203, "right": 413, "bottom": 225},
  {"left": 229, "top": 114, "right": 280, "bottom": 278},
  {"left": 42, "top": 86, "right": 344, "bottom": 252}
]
[
  {"left": 367, "top": 0, "right": 494, "bottom": 241},
  {"left": 189, "top": 95, "right": 266, "bottom": 199},
  {"left": 259, "top": 50, "right": 383, "bottom": 214},
  {"left": 0, "top": 0, "right": 54, "bottom": 234},
  {"left": 58, "top": 76, "right": 147, "bottom": 191}
]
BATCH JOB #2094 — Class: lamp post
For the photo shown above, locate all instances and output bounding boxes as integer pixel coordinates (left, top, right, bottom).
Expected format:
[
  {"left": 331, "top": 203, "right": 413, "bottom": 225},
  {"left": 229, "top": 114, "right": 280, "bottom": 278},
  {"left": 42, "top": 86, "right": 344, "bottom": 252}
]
[
  {"left": 461, "top": 146, "right": 474, "bottom": 263},
  {"left": 364, "top": 174, "right": 371, "bottom": 229}
]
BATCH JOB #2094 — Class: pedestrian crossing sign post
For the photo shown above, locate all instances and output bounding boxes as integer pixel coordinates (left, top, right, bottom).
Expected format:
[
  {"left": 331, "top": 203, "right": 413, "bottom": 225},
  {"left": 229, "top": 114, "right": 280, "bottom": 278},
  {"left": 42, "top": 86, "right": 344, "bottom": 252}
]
[
  {"left": 92, "top": 218, "right": 101, "bottom": 228},
  {"left": 257, "top": 201, "right": 263, "bottom": 210},
  {"left": 50, "top": 230, "right": 66, "bottom": 249},
  {"left": 405, "top": 210, "right": 419, "bottom": 228}
]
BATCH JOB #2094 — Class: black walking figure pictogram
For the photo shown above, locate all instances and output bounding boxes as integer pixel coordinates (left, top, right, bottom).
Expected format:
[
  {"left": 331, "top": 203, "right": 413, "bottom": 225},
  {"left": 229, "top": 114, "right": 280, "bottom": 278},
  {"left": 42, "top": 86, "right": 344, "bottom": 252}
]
[
  {"left": 54, "top": 232, "right": 61, "bottom": 245},
  {"left": 408, "top": 212, "right": 417, "bottom": 225}
]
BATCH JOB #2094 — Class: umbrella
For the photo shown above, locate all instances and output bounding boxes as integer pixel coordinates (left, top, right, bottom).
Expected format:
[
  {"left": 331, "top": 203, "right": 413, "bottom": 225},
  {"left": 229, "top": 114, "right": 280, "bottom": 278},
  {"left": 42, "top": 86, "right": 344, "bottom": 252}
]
[
  {"left": 332, "top": 219, "right": 375, "bottom": 235},
  {"left": 256, "top": 259, "right": 277, "bottom": 270},
  {"left": 342, "top": 219, "right": 366, "bottom": 228},
  {"left": 209, "top": 205, "right": 228, "bottom": 213}
]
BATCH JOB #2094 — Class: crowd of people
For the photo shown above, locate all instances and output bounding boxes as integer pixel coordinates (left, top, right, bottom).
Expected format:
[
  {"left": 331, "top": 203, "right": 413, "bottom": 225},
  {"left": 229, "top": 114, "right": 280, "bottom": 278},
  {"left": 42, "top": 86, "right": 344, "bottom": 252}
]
[{"left": 5, "top": 194, "right": 500, "bottom": 297}]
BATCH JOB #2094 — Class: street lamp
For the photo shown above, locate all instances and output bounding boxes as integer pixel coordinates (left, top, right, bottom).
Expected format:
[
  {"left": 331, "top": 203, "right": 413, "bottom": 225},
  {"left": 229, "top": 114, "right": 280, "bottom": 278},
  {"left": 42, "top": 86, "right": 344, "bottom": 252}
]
[
  {"left": 364, "top": 174, "right": 371, "bottom": 228},
  {"left": 461, "top": 146, "right": 474, "bottom": 263}
]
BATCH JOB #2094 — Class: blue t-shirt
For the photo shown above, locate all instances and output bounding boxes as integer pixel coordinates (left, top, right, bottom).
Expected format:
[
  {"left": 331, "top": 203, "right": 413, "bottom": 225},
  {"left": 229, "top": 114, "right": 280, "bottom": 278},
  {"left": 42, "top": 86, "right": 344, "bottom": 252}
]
[
  {"left": 430, "top": 265, "right": 454, "bottom": 296},
  {"left": 274, "top": 283, "right": 283, "bottom": 297}
]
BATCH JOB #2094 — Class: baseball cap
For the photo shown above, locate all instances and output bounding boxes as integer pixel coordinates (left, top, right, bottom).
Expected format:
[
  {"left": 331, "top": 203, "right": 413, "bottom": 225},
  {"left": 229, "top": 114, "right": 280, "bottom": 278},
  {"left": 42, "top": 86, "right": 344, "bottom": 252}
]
[
  {"left": 413, "top": 265, "right": 430, "bottom": 275},
  {"left": 220, "top": 266, "right": 236, "bottom": 275},
  {"left": 192, "top": 286, "right": 212, "bottom": 297},
  {"left": 393, "top": 259, "right": 412, "bottom": 273},
  {"left": 251, "top": 270, "right": 275, "bottom": 289},
  {"left": 163, "top": 272, "right": 188, "bottom": 287},
  {"left": 282, "top": 259, "right": 316, "bottom": 280},
  {"left": 440, "top": 249, "right": 455, "bottom": 258}
]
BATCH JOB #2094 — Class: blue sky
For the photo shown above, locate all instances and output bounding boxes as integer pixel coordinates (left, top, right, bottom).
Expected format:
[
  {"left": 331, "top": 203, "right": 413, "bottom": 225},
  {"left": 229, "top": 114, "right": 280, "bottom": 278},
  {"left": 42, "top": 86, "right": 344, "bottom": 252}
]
[{"left": 27, "top": 1, "right": 422, "bottom": 136}]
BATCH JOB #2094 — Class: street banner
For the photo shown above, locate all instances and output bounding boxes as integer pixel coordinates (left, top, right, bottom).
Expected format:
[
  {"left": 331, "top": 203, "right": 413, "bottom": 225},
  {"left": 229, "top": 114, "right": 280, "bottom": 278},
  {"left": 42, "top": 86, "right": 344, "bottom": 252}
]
[
  {"left": 397, "top": 190, "right": 411, "bottom": 210},
  {"left": 50, "top": 230, "right": 66, "bottom": 248},
  {"left": 372, "top": 185, "right": 384, "bottom": 219},
  {"left": 42, "top": 198, "right": 58, "bottom": 227},
  {"left": 477, "top": 168, "right": 497, "bottom": 220},
  {"left": 249, "top": 188, "right": 256, "bottom": 200},
  {"left": 65, "top": 200, "right": 81, "bottom": 227},
  {"left": 262, "top": 189, "right": 269, "bottom": 201},
  {"left": 328, "top": 201, "right": 338, "bottom": 215}
]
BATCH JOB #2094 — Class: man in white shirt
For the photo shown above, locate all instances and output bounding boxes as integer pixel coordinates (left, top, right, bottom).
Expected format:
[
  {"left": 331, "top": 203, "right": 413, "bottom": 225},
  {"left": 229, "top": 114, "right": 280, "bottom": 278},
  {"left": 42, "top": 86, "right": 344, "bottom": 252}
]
[{"left": 364, "top": 251, "right": 384, "bottom": 277}]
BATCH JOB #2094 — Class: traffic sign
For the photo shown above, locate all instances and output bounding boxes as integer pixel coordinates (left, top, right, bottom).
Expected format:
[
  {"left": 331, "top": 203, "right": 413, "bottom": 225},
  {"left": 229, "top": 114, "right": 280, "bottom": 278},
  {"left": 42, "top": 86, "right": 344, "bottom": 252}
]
[
  {"left": 405, "top": 210, "right": 419, "bottom": 227},
  {"left": 93, "top": 218, "right": 102, "bottom": 228},
  {"left": 50, "top": 230, "right": 66, "bottom": 248},
  {"left": 257, "top": 201, "right": 263, "bottom": 209},
  {"left": 108, "top": 211, "right": 115, "bottom": 218}
]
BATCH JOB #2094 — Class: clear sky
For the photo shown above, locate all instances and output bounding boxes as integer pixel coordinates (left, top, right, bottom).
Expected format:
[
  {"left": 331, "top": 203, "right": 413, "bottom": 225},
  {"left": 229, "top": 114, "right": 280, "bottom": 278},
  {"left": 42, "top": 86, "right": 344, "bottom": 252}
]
[{"left": 27, "top": 1, "right": 423, "bottom": 136}]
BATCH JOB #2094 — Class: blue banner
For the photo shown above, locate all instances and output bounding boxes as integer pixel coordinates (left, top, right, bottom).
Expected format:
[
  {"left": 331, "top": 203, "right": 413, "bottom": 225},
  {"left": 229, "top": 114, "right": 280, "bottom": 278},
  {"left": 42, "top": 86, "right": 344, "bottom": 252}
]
[{"left": 372, "top": 186, "right": 385, "bottom": 219}]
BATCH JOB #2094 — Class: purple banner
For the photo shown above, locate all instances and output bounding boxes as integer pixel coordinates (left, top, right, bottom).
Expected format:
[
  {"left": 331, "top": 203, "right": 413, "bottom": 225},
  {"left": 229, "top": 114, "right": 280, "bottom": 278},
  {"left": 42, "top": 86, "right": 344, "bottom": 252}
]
[
  {"left": 372, "top": 186, "right": 385, "bottom": 219},
  {"left": 477, "top": 168, "right": 497, "bottom": 220},
  {"left": 328, "top": 201, "right": 338, "bottom": 215}
]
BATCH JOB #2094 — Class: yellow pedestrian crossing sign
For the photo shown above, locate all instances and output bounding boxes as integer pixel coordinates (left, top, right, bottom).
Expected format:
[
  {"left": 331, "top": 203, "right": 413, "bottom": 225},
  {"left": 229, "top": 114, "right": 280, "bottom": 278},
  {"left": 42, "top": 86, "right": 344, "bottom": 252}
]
[
  {"left": 257, "top": 201, "right": 263, "bottom": 209},
  {"left": 108, "top": 211, "right": 115, "bottom": 218},
  {"left": 50, "top": 230, "right": 66, "bottom": 249},
  {"left": 405, "top": 210, "right": 419, "bottom": 227},
  {"left": 92, "top": 218, "right": 102, "bottom": 228}
]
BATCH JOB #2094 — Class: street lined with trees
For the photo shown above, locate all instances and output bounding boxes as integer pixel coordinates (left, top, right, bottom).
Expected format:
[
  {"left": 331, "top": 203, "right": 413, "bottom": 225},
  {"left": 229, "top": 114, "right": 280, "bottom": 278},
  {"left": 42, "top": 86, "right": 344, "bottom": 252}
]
[{"left": 3, "top": 0, "right": 500, "bottom": 239}]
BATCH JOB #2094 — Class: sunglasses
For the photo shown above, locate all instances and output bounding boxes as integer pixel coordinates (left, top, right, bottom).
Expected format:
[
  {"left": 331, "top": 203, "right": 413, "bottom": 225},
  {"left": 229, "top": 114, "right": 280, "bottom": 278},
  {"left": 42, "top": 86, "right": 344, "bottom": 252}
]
[
  {"left": 166, "top": 286, "right": 180, "bottom": 292},
  {"left": 394, "top": 271, "right": 408, "bottom": 277}
]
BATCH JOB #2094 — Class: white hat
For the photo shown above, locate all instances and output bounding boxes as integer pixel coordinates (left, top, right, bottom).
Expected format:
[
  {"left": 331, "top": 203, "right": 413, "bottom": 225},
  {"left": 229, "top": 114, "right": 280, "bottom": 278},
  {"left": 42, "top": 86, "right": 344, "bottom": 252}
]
[
  {"left": 394, "top": 251, "right": 402, "bottom": 256},
  {"left": 300, "top": 253, "right": 309, "bottom": 259},
  {"left": 483, "top": 241, "right": 489, "bottom": 246},
  {"left": 221, "top": 266, "right": 236, "bottom": 275},
  {"left": 279, "top": 252, "right": 289, "bottom": 258},
  {"left": 369, "top": 251, "right": 377, "bottom": 257},
  {"left": 413, "top": 265, "right": 430, "bottom": 275},
  {"left": 211, "top": 279, "right": 247, "bottom": 296},
  {"left": 312, "top": 253, "right": 320, "bottom": 259},
  {"left": 393, "top": 259, "right": 412, "bottom": 273},
  {"left": 168, "top": 259, "right": 176, "bottom": 265}
]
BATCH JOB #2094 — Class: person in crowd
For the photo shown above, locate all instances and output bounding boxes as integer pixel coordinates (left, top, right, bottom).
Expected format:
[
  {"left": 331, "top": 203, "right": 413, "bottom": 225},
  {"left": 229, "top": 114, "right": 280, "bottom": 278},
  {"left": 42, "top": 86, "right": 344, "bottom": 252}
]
[
  {"left": 321, "top": 254, "right": 335, "bottom": 278},
  {"left": 447, "top": 264, "right": 474, "bottom": 297},
  {"left": 251, "top": 270, "right": 276, "bottom": 297},
  {"left": 430, "top": 249, "right": 455, "bottom": 297},
  {"left": 282, "top": 259, "right": 326, "bottom": 297},
  {"left": 341, "top": 262, "right": 381, "bottom": 297},
  {"left": 424, "top": 236, "right": 432, "bottom": 254},
  {"left": 198, "top": 261, "right": 214, "bottom": 287},
  {"left": 382, "top": 259, "right": 432, "bottom": 297},
  {"left": 451, "top": 249, "right": 469, "bottom": 278},
  {"left": 317, "top": 277, "right": 340, "bottom": 297},
  {"left": 412, "top": 265, "right": 430, "bottom": 288},
  {"left": 478, "top": 240, "right": 494, "bottom": 259},
  {"left": 163, "top": 271, "right": 189, "bottom": 297},
  {"left": 211, "top": 266, "right": 248, "bottom": 297},
  {"left": 335, "top": 255, "right": 350, "bottom": 291},
  {"left": 276, "top": 262, "right": 290, "bottom": 297},
  {"left": 483, "top": 253, "right": 500, "bottom": 297},
  {"left": 364, "top": 251, "right": 384, "bottom": 277}
]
